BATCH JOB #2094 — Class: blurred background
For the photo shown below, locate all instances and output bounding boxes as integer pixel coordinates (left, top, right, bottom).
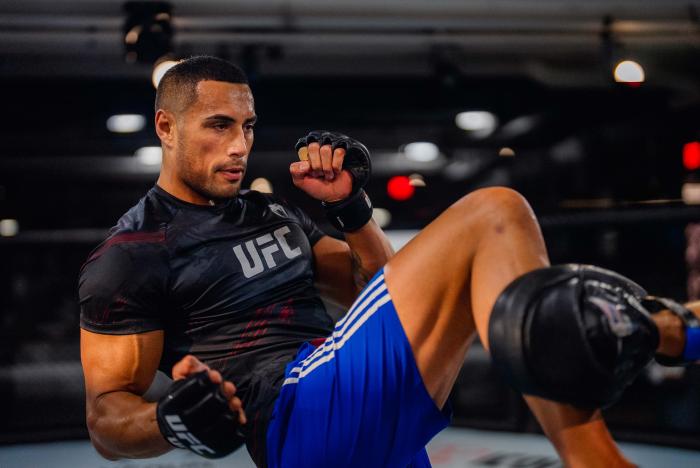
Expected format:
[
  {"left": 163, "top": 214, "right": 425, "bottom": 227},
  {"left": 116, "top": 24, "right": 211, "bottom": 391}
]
[{"left": 1, "top": 0, "right": 700, "bottom": 463}]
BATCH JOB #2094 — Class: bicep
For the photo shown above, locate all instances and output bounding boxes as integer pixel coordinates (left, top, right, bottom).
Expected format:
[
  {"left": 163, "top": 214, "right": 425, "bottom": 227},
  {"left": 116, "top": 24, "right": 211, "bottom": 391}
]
[
  {"left": 312, "top": 235, "right": 356, "bottom": 308},
  {"left": 81, "top": 329, "right": 164, "bottom": 402}
]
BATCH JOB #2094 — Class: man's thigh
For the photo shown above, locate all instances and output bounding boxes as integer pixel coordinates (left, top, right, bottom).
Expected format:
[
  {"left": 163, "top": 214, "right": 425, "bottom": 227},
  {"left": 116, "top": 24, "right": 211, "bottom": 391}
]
[
  {"left": 383, "top": 188, "right": 548, "bottom": 407},
  {"left": 266, "top": 270, "right": 449, "bottom": 468}
]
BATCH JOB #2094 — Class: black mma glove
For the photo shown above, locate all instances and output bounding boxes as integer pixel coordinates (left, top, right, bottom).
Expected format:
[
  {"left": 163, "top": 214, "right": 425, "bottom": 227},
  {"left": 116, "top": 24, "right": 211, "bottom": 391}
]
[
  {"left": 156, "top": 370, "right": 245, "bottom": 459},
  {"left": 295, "top": 130, "right": 373, "bottom": 232}
]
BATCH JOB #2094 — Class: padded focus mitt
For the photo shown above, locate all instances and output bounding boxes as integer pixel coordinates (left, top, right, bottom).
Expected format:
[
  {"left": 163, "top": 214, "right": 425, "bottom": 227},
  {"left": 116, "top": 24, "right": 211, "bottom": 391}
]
[{"left": 488, "top": 264, "right": 659, "bottom": 409}]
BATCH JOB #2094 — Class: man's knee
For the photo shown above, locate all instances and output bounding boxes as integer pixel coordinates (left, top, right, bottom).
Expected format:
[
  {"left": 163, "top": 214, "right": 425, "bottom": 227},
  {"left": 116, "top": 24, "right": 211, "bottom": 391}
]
[{"left": 454, "top": 187, "right": 536, "bottom": 234}]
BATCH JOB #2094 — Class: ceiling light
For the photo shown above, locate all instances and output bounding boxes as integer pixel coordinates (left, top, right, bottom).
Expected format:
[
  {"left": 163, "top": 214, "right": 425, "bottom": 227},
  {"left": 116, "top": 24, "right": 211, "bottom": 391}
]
[
  {"left": 455, "top": 111, "right": 498, "bottom": 137},
  {"left": 682, "top": 183, "right": 700, "bottom": 205},
  {"left": 614, "top": 60, "right": 645, "bottom": 84},
  {"left": 124, "top": 26, "right": 141, "bottom": 45},
  {"left": 372, "top": 208, "right": 392, "bottom": 228},
  {"left": 404, "top": 142, "right": 439, "bottom": 162},
  {"left": 107, "top": 114, "right": 146, "bottom": 133},
  {"left": 500, "top": 115, "right": 539, "bottom": 138},
  {"left": 135, "top": 146, "right": 162, "bottom": 166},
  {"left": 152, "top": 59, "right": 179, "bottom": 88},
  {"left": 498, "top": 147, "right": 516, "bottom": 157},
  {"left": 408, "top": 173, "right": 426, "bottom": 187},
  {"left": 0, "top": 219, "right": 19, "bottom": 237}
]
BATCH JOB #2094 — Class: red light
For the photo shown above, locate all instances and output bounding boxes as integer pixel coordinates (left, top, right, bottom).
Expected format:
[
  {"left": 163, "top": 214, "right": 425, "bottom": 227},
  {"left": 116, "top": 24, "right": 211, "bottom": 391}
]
[
  {"left": 684, "top": 142, "right": 700, "bottom": 170},
  {"left": 387, "top": 176, "right": 415, "bottom": 201}
]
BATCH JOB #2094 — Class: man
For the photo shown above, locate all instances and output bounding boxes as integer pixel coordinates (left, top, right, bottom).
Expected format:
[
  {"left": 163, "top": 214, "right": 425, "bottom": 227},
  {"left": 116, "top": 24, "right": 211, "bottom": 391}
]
[{"left": 79, "top": 56, "right": 694, "bottom": 468}]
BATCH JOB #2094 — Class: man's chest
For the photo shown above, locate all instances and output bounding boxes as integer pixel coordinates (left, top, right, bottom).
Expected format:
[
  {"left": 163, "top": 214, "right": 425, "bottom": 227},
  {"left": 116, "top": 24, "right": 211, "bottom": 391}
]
[{"left": 168, "top": 221, "right": 315, "bottom": 312}]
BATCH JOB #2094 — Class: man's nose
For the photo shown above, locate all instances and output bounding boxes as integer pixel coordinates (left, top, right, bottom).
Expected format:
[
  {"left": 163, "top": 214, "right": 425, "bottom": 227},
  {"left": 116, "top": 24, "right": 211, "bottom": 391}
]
[{"left": 228, "top": 128, "right": 248, "bottom": 157}]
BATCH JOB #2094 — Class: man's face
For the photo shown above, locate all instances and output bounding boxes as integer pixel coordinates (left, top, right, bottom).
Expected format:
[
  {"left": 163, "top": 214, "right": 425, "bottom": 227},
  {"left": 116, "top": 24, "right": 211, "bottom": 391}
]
[{"left": 173, "top": 80, "right": 256, "bottom": 201}]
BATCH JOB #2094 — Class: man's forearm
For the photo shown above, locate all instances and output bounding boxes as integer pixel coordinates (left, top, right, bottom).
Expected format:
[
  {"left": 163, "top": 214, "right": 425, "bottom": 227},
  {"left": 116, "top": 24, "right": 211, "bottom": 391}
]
[
  {"left": 344, "top": 219, "right": 395, "bottom": 292},
  {"left": 87, "top": 391, "right": 171, "bottom": 460}
]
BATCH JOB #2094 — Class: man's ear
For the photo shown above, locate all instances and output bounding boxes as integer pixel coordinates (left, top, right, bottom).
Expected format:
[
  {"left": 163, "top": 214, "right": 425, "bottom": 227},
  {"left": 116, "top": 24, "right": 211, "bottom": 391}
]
[{"left": 155, "top": 109, "right": 176, "bottom": 149}]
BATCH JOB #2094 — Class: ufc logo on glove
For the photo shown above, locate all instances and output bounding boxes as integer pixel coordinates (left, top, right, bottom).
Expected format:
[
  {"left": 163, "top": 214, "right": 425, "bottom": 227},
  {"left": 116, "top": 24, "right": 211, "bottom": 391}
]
[{"left": 164, "top": 415, "right": 216, "bottom": 456}]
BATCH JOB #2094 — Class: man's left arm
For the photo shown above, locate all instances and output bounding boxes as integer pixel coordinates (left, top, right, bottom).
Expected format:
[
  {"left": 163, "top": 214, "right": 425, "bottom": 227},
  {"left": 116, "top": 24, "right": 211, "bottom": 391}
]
[{"left": 290, "top": 131, "right": 394, "bottom": 308}]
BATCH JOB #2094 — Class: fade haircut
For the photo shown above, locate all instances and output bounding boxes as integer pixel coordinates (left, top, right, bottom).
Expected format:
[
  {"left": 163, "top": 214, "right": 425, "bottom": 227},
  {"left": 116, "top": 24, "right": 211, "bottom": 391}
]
[{"left": 154, "top": 56, "right": 249, "bottom": 114}]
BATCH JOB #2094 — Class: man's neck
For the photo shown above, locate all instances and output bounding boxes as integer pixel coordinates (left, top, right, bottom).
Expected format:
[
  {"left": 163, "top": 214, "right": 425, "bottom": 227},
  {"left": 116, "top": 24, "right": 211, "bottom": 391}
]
[{"left": 156, "top": 173, "right": 211, "bottom": 206}]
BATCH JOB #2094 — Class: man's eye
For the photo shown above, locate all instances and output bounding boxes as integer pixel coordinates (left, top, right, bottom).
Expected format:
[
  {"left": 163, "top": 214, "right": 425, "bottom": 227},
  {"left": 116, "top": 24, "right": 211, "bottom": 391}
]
[
  {"left": 245, "top": 124, "right": 255, "bottom": 131},
  {"left": 213, "top": 123, "right": 228, "bottom": 130}
]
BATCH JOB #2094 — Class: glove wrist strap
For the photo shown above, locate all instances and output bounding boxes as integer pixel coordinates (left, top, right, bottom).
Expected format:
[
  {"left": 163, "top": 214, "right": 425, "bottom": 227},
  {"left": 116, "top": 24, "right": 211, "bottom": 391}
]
[{"left": 322, "top": 189, "right": 373, "bottom": 232}]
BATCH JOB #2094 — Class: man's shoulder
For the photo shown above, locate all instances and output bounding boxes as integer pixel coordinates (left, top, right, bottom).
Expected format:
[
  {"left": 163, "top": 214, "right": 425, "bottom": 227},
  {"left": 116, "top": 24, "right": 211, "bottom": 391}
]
[
  {"left": 84, "top": 189, "right": 172, "bottom": 267},
  {"left": 78, "top": 189, "right": 171, "bottom": 331},
  {"left": 114, "top": 188, "right": 174, "bottom": 234}
]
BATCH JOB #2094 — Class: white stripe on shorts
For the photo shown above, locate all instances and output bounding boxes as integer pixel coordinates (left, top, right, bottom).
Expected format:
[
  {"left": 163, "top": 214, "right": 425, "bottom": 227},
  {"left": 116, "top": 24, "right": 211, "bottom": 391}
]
[
  {"left": 286, "top": 274, "right": 386, "bottom": 376},
  {"left": 283, "top": 274, "right": 391, "bottom": 386}
]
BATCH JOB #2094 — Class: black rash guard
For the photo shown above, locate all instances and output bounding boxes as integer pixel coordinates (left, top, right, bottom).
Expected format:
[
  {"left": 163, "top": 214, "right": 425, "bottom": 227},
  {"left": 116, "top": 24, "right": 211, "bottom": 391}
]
[{"left": 79, "top": 185, "right": 335, "bottom": 466}]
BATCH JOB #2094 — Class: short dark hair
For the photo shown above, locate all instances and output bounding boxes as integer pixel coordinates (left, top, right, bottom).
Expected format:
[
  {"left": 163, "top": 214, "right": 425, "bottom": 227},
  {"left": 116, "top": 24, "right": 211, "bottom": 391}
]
[{"left": 154, "top": 55, "right": 249, "bottom": 114}]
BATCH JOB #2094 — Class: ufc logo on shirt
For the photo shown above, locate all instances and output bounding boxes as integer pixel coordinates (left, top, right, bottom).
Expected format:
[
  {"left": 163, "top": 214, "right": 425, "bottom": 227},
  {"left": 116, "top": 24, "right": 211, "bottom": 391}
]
[{"left": 232, "top": 226, "right": 302, "bottom": 278}]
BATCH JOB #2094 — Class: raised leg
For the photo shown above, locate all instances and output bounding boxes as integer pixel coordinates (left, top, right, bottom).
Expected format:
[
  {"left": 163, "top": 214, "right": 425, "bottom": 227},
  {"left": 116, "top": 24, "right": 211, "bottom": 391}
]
[
  {"left": 385, "top": 187, "right": 548, "bottom": 406},
  {"left": 383, "top": 187, "right": 633, "bottom": 467}
]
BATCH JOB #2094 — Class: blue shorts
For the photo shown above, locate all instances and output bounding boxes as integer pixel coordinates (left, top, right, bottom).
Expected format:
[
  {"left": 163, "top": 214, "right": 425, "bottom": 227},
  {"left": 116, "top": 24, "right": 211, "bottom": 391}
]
[{"left": 266, "top": 269, "right": 451, "bottom": 467}]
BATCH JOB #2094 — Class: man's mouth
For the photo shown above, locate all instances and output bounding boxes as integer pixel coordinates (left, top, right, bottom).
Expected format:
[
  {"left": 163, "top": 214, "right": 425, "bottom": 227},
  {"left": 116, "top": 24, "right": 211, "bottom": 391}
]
[{"left": 218, "top": 167, "right": 245, "bottom": 182}]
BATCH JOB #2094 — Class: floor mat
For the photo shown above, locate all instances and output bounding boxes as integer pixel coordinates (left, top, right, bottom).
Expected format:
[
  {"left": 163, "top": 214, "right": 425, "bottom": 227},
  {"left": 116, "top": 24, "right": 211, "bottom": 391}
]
[{"left": 1, "top": 427, "right": 698, "bottom": 467}]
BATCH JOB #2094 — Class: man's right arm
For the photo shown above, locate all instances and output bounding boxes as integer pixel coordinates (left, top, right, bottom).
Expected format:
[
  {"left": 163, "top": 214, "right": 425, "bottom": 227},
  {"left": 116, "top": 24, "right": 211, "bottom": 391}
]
[{"left": 80, "top": 328, "right": 170, "bottom": 460}]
